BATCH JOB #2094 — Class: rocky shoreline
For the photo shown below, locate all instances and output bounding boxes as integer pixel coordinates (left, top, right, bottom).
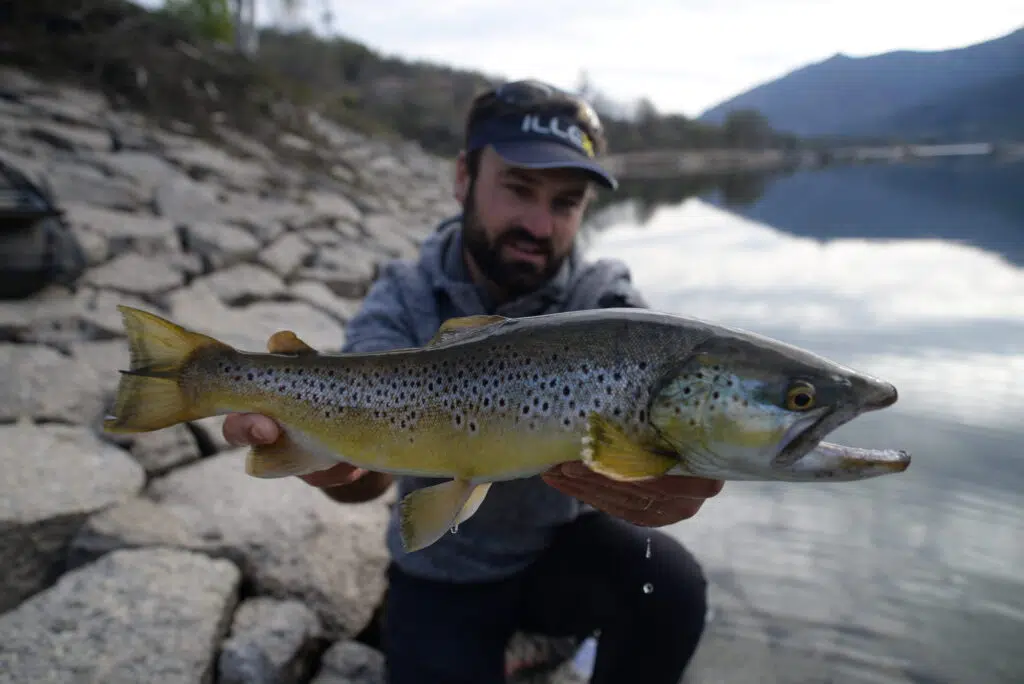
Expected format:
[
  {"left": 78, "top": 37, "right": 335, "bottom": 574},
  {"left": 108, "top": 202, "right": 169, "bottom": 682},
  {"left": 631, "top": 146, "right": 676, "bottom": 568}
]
[{"left": 0, "top": 66, "right": 584, "bottom": 683}]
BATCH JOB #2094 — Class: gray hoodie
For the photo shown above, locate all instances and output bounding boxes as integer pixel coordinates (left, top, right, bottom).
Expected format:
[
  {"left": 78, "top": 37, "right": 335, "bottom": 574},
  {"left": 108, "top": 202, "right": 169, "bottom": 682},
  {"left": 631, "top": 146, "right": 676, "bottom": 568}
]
[{"left": 340, "top": 216, "right": 649, "bottom": 583}]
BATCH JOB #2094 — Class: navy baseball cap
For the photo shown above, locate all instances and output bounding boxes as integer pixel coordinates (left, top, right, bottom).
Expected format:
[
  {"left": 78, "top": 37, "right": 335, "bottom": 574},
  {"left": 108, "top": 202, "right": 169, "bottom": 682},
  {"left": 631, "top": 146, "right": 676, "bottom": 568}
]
[{"left": 466, "top": 80, "right": 618, "bottom": 190}]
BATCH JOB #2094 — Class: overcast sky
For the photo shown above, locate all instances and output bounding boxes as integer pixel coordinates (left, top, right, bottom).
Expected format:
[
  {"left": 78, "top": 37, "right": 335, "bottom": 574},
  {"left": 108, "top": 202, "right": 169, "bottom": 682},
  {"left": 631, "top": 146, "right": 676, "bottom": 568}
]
[
  {"left": 134, "top": 1, "right": 1021, "bottom": 117},
  {"left": 256, "top": 0, "right": 1022, "bottom": 117}
]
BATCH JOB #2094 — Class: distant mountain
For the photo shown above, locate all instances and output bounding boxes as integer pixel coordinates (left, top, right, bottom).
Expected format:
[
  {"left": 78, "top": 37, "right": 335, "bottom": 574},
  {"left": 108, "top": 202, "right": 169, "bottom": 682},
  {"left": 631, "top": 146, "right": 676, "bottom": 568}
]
[
  {"left": 874, "top": 70, "right": 1024, "bottom": 142},
  {"left": 698, "top": 27, "right": 1024, "bottom": 142},
  {"left": 700, "top": 157, "right": 1024, "bottom": 266}
]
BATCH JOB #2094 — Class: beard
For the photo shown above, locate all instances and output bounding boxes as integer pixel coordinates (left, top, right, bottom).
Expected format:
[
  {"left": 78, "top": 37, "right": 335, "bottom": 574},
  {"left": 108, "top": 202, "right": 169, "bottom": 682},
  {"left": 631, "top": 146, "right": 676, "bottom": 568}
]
[{"left": 460, "top": 183, "right": 569, "bottom": 299}]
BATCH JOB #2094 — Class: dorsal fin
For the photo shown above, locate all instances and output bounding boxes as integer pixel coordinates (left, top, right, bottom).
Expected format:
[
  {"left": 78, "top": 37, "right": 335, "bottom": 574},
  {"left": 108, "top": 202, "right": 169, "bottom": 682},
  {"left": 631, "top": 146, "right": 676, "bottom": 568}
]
[
  {"left": 427, "top": 315, "right": 508, "bottom": 347},
  {"left": 266, "top": 330, "right": 319, "bottom": 355}
]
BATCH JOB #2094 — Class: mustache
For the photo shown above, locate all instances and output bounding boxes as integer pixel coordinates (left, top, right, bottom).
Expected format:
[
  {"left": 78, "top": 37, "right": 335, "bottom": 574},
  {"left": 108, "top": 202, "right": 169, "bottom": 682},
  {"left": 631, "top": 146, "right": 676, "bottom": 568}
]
[{"left": 494, "top": 226, "right": 553, "bottom": 255}]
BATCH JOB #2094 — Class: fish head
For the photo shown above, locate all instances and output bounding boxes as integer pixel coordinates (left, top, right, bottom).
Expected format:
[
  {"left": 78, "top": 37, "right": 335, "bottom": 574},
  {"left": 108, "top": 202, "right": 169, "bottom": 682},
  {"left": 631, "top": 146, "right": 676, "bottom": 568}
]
[{"left": 648, "top": 333, "right": 911, "bottom": 482}]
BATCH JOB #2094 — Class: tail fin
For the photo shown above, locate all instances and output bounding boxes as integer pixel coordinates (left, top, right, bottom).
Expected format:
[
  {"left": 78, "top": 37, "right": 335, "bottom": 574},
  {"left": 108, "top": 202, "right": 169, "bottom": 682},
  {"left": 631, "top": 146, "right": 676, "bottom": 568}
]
[{"left": 103, "top": 305, "right": 231, "bottom": 434}]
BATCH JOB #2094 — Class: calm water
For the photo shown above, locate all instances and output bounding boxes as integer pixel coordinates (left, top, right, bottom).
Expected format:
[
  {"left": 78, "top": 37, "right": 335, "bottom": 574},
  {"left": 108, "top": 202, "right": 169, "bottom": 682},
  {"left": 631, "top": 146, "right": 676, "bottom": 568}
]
[{"left": 581, "top": 159, "right": 1024, "bottom": 684}]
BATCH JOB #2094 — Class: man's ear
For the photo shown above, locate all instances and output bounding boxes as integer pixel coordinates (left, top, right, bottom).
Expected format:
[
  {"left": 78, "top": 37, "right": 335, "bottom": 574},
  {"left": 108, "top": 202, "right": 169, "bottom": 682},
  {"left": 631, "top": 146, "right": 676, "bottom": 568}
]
[{"left": 454, "top": 150, "right": 470, "bottom": 204}]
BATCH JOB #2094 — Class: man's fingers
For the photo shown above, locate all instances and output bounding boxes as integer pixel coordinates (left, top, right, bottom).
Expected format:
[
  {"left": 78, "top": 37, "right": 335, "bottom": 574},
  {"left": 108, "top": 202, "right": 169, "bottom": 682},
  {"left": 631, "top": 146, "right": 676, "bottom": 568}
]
[
  {"left": 543, "top": 473, "right": 706, "bottom": 526},
  {"left": 222, "top": 413, "right": 281, "bottom": 446},
  {"left": 300, "top": 463, "right": 366, "bottom": 488},
  {"left": 551, "top": 461, "right": 725, "bottom": 500}
]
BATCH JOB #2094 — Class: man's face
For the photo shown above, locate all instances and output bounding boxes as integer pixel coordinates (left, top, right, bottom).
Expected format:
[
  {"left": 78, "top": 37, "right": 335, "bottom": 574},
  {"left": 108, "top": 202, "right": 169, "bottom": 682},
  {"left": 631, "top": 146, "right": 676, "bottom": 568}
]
[{"left": 456, "top": 147, "right": 593, "bottom": 298}]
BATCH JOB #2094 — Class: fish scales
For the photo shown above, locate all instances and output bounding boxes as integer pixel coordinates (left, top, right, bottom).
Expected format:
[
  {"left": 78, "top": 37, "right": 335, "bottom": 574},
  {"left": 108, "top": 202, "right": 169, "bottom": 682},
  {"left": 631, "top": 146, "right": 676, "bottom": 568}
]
[{"left": 186, "top": 314, "right": 689, "bottom": 480}]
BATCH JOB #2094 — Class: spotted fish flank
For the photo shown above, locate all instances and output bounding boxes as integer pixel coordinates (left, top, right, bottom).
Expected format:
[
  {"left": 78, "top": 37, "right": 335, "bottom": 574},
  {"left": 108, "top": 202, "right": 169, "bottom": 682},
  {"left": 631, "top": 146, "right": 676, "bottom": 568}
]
[{"left": 103, "top": 305, "right": 911, "bottom": 553}]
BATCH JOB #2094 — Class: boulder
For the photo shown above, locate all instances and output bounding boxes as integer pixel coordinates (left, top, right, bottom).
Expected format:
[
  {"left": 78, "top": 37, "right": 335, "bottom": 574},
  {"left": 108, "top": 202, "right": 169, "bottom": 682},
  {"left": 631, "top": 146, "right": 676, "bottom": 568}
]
[
  {"left": 218, "top": 597, "right": 327, "bottom": 684},
  {"left": 0, "top": 422, "right": 144, "bottom": 612},
  {"left": 0, "top": 547, "right": 240, "bottom": 684},
  {"left": 71, "top": 450, "right": 394, "bottom": 638}
]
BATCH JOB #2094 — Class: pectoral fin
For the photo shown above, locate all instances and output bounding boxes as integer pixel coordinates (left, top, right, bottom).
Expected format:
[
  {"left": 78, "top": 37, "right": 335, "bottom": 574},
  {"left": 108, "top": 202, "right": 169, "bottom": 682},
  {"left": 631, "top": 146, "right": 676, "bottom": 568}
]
[
  {"left": 427, "top": 315, "right": 507, "bottom": 347},
  {"left": 245, "top": 433, "right": 329, "bottom": 478},
  {"left": 399, "top": 479, "right": 492, "bottom": 552},
  {"left": 582, "top": 413, "right": 677, "bottom": 482}
]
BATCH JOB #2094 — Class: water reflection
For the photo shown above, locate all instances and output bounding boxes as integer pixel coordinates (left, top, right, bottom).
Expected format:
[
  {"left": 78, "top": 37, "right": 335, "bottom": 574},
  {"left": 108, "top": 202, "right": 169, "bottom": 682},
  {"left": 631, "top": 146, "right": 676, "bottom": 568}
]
[{"left": 582, "top": 161, "right": 1024, "bottom": 684}]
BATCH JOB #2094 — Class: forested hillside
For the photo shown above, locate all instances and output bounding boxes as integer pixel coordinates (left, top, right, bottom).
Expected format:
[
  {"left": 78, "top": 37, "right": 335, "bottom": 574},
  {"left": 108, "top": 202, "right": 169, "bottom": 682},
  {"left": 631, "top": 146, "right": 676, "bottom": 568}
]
[{"left": 0, "top": 0, "right": 795, "bottom": 160}]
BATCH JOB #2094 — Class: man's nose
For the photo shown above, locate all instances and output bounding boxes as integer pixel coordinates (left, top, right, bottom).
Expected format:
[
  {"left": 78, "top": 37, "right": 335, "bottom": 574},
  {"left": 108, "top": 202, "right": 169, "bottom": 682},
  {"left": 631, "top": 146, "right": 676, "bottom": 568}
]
[{"left": 521, "top": 204, "right": 555, "bottom": 239}]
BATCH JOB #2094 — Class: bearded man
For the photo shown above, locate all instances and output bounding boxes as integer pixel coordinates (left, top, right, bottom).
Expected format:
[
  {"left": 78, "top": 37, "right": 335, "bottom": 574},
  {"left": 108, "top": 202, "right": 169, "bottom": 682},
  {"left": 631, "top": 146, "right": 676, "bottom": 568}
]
[{"left": 223, "top": 79, "right": 723, "bottom": 684}]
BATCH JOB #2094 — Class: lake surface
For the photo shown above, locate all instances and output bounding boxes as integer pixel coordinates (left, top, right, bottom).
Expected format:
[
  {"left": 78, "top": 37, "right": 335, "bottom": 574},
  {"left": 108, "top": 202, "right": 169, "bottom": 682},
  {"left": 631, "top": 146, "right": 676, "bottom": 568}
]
[{"left": 580, "top": 159, "right": 1024, "bottom": 684}]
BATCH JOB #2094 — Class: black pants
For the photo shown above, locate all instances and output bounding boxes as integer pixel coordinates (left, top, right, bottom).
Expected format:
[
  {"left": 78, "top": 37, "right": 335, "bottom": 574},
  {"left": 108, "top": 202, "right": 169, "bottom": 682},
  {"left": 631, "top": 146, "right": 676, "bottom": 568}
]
[{"left": 382, "top": 511, "right": 709, "bottom": 683}]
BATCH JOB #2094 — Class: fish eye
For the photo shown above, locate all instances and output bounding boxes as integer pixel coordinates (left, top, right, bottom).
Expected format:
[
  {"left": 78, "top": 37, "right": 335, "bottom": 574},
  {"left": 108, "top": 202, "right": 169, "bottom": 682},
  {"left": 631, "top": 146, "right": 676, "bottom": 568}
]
[{"left": 785, "top": 382, "right": 816, "bottom": 411}]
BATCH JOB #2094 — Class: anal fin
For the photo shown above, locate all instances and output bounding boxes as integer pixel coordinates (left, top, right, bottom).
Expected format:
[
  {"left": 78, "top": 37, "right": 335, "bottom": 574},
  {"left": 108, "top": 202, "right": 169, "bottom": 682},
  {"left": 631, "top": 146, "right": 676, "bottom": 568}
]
[
  {"left": 581, "top": 413, "right": 677, "bottom": 482},
  {"left": 245, "top": 432, "right": 331, "bottom": 478},
  {"left": 399, "top": 479, "right": 492, "bottom": 552}
]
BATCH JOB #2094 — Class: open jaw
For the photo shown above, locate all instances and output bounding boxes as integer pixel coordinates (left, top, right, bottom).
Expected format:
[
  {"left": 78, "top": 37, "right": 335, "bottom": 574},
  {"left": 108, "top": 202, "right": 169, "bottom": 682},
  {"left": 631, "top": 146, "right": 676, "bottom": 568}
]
[
  {"left": 771, "top": 406, "right": 912, "bottom": 481},
  {"left": 785, "top": 441, "right": 912, "bottom": 480}
]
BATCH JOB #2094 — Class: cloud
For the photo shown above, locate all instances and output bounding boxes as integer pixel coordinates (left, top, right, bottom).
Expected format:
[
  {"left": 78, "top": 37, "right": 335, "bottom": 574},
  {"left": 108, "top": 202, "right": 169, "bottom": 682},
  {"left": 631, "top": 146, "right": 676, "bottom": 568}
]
[{"left": 282, "top": 0, "right": 1023, "bottom": 115}]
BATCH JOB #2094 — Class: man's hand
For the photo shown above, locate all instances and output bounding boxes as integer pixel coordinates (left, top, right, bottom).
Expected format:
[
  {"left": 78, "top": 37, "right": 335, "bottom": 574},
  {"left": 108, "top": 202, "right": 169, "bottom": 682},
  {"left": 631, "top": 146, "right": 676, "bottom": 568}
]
[
  {"left": 221, "top": 329, "right": 369, "bottom": 491},
  {"left": 222, "top": 412, "right": 368, "bottom": 488},
  {"left": 542, "top": 461, "right": 724, "bottom": 527}
]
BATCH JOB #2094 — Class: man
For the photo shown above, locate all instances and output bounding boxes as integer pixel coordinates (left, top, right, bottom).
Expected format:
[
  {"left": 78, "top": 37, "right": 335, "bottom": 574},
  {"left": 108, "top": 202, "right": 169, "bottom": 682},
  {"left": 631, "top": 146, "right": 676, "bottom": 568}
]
[{"left": 223, "top": 79, "right": 723, "bottom": 683}]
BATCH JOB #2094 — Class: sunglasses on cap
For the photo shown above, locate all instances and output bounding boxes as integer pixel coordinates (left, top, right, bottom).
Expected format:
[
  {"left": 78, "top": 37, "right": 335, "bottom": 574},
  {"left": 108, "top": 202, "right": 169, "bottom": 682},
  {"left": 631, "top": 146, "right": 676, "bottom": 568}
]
[{"left": 493, "top": 80, "right": 604, "bottom": 137}]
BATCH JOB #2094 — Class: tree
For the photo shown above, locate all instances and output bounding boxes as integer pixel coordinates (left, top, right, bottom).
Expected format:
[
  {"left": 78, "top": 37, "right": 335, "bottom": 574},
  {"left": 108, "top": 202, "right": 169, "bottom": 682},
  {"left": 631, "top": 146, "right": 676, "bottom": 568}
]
[
  {"left": 163, "top": 0, "right": 234, "bottom": 44},
  {"left": 722, "top": 109, "right": 773, "bottom": 148},
  {"left": 163, "top": 0, "right": 305, "bottom": 54}
]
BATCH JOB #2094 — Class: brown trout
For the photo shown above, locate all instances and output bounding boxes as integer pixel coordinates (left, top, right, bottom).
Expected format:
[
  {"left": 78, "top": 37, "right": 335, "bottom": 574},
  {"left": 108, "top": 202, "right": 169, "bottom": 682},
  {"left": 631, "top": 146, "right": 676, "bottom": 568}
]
[{"left": 103, "top": 305, "right": 911, "bottom": 552}]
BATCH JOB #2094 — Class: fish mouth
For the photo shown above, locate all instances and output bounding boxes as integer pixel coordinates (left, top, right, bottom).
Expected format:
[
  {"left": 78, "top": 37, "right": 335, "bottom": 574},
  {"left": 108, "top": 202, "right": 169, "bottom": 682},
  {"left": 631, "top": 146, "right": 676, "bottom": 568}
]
[
  {"left": 771, "top": 381, "right": 910, "bottom": 480},
  {"left": 773, "top": 406, "right": 835, "bottom": 467},
  {"left": 784, "top": 441, "right": 912, "bottom": 481}
]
